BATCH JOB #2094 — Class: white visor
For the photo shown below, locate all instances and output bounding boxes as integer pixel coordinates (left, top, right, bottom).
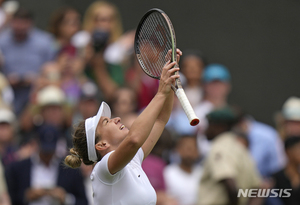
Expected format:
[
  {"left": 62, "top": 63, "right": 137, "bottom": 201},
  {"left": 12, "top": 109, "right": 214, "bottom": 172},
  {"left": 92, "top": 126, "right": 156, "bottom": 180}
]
[{"left": 85, "top": 101, "right": 111, "bottom": 162}]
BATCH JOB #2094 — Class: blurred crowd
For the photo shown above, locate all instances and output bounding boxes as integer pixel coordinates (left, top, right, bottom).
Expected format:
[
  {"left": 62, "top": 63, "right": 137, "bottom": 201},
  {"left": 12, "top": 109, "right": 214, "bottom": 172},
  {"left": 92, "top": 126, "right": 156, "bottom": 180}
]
[{"left": 0, "top": 1, "right": 299, "bottom": 205}]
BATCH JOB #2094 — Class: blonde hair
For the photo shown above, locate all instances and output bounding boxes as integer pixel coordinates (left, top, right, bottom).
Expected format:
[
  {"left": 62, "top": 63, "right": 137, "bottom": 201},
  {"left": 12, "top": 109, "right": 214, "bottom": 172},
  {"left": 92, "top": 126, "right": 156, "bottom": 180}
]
[
  {"left": 64, "top": 148, "right": 82, "bottom": 168},
  {"left": 64, "top": 120, "right": 100, "bottom": 168},
  {"left": 82, "top": 1, "right": 123, "bottom": 43}
]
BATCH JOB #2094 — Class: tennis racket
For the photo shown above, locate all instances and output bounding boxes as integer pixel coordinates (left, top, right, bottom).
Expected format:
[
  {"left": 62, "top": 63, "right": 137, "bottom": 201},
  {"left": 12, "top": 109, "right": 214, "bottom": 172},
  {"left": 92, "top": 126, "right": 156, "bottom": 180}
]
[{"left": 134, "top": 8, "right": 199, "bottom": 126}]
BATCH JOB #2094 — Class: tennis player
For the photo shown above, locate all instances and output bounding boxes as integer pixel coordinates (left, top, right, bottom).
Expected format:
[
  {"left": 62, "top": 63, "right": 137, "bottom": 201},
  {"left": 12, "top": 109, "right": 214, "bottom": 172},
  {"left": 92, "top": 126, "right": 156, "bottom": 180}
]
[{"left": 64, "top": 50, "right": 181, "bottom": 205}]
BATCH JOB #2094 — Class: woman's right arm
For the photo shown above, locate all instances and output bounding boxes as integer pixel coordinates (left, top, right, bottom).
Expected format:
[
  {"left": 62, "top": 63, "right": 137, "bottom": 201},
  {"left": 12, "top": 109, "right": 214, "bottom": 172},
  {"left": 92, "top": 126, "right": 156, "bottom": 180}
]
[{"left": 107, "top": 61, "right": 179, "bottom": 175}]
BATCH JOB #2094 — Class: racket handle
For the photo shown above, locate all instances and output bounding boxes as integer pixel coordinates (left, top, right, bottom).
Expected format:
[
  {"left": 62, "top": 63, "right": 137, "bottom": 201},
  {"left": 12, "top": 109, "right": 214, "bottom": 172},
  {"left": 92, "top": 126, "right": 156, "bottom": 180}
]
[{"left": 175, "top": 88, "right": 200, "bottom": 126}]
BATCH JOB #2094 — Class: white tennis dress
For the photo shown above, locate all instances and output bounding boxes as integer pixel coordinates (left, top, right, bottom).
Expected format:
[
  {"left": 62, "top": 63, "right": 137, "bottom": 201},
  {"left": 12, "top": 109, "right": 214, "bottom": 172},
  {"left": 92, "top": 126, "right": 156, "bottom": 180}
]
[{"left": 91, "top": 148, "right": 157, "bottom": 205}]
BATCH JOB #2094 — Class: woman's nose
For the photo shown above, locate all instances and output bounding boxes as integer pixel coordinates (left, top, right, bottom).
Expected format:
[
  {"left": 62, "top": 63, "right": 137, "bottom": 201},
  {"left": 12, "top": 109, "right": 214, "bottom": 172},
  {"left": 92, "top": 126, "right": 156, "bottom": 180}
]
[{"left": 113, "top": 117, "right": 121, "bottom": 123}]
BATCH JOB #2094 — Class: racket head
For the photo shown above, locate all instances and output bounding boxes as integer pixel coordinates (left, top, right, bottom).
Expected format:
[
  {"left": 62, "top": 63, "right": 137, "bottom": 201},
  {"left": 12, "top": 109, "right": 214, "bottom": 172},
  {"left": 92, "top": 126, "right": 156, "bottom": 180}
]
[{"left": 134, "top": 8, "right": 177, "bottom": 79}]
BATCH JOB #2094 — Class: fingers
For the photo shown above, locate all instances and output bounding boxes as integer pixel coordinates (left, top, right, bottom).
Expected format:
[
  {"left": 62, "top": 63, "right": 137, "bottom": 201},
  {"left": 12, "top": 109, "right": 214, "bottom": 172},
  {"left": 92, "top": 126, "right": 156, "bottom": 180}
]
[
  {"left": 161, "top": 61, "right": 176, "bottom": 77},
  {"left": 165, "top": 48, "right": 182, "bottom": 62}
]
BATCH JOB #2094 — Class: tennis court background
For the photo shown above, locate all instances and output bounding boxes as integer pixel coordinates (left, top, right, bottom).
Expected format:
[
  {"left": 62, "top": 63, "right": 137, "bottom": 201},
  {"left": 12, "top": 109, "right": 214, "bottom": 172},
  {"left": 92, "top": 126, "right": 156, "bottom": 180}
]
[{"left": 19, "top": 0, "right": 300, "bottom": 126}]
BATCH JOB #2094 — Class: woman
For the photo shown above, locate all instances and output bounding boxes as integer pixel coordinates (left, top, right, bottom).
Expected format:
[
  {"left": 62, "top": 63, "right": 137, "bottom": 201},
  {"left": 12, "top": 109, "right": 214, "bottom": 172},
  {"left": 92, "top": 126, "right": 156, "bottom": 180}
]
[
  {"left": 48, "top": 7, "right": 81, "bottom": 54},
  {"left": 64, "top": 50, "right": 182, "bottom": 204}
]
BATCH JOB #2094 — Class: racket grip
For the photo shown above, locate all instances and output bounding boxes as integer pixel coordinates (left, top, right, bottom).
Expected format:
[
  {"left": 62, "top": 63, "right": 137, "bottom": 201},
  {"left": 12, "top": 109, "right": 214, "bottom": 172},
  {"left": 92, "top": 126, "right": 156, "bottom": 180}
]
[{"left": 175, "top": 88, "right": 200, "bottom": 126}]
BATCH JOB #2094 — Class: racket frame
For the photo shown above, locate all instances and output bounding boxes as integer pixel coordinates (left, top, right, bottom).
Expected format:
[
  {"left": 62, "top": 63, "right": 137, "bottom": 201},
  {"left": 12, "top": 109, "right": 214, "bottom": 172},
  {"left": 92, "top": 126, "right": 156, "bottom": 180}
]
[{"left": 134, "top": 8, "right": 200, "bottom": 126}]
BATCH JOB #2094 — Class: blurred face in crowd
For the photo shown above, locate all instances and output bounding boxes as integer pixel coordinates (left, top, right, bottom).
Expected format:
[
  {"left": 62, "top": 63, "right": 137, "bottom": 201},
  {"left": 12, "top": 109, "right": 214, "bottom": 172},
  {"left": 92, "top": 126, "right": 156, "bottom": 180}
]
[
  {"left": 94, "top": 6, "right": 115, "bottom": 33},
  {"left": 204, "top": 80, "right": 231, "bottom": 99},
  {"left": 0, "top": 122, "right": 14, "bottom": 145},
  {"left": 79, "top": 99, "right": 100, "bottom": 119},
  {"left": 11, "top": 18, "right": 33, "bottom": 42},
  {"left": 205, "top": 122, "right": 229, "bottom": 141},
  {"left": 177, "top": 137, "right": 199, "bottom": 167},
  {"left": 181, "top": 56, "right": 204, "bottom": 85},
  {"left": 284, "top": 120, "right": 300, "bottom": 136},
  {"left": 41, "top": 105, "right": 64, "bottom": 126},
  {"left": 59, "top": 10, "right": 80, "bottom": 40},
  {"left": 112, "top": 88, "right": 136, "bottom": 117},
  {"left": 286, "top": 142, "right": 300, "bottom": 165}
]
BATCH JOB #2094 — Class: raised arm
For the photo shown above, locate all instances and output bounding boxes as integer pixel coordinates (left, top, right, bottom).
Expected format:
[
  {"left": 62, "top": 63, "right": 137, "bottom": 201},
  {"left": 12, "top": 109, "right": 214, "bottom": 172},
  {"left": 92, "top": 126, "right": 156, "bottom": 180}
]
[
  {"left": 108, "top": 61, "right": 179, "bottom": 174},
  {"left": 142, "top": 49, "right": 182, "bottom": 158}
]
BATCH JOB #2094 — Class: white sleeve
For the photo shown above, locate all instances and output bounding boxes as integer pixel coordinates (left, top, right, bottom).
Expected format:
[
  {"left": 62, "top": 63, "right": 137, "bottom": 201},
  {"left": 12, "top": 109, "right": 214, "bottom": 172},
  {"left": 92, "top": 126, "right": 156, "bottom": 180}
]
[
  {"left": 93, "top": 148, "right": 144, "bottom": 184},
  {"left": 93, "top": 151, "right": 125, "bottom": 185},
  {"left": 131, "top": 148, "right": 144, "bottom": 165}
]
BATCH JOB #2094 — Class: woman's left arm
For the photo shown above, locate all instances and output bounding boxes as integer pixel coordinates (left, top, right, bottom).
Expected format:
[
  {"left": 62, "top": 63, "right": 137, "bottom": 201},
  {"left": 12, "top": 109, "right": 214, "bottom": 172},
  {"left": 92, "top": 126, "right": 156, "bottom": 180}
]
[
  {"left": 141, "top": 49, "right": 182, "bottom": 159},
  {"left": 141, "top": 89, "right": 174, "bottom": 159}
]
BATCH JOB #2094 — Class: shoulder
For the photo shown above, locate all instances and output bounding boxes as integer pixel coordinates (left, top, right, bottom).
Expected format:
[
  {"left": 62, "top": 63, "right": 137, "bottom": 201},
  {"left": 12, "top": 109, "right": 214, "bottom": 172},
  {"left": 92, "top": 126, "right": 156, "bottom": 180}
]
[
  {"left": 0, "top": 29, "right": 12, "bottom": 43},
  {"left": 31, "top": 28, "right": 54, "bottom": 43},
  {"left": 164, "top": 164, "right": 180, "bottom": 175},
  {"left": 6, "top": 158, "right": 31, "bottom": 174},
  {"left": 250, "top": 120, "right": 278, "bottom": 138}
]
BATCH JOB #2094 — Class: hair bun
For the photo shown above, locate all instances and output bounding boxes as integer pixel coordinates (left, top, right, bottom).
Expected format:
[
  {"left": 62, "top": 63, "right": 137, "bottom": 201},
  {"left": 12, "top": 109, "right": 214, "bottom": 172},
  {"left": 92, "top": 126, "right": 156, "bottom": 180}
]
[{"left": 64, "top": 148, "right": 82, "bottom": 169}]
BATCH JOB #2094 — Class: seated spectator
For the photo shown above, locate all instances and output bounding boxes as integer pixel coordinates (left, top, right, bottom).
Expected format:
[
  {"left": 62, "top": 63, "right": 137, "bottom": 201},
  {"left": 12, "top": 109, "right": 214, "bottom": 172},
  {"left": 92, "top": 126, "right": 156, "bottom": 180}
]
[
  {"left": 125, "top": 55, "right": 159, "bottom": 111},
  {"left": 179, "top": 50, "right": 206, "bottom": 108},
  {"left": 0, "top": 0, "right": 19, "bottom": 31},
  {"left": 5, "top": 124, "right": 88, "bottom": 205},
  {"left": 73, "top": 81, "right": 101, "bottom": 123},
  {"left": 111, "top": 87, "right": 138, "bottom": 128},
  {"left": 0, "top": 160, "right": 10, "bottom": 205},
  {"left": 74, "top": 0, "right": 129, "bottom": 90},
  {"left": 193, "top": 63, "right": 231, "bottom": 155},
  {"left": 166, "top": 50, "right": 206, "bottom": 136},
  {"left": 275, "top": 96, "right": 300, "bottom": 140},
  {"left": 0, "top": 106, "right": 18, "bottom": 166},
  {"left": 0, "top": 8, "right": 55, "bottom": 115},
  {"left": 142, "top": 128, "right": 177, "bottom": 205},
  {"left": 48, "top": 7, "right": 81, "bottom": 54},
  {"left": 272, "top": 136, "right": 300, "bottom": 205},
  {"left": 198, "top": 107, "right": 263, "bottom": 205},
  {"left": 20, "top": 85, "right": 72, "bottom": 157},
  {"left": 0, "top": 73, "right": 14, "bottom": 109},
  {"left": 234, "top": 113, "right": 286, "bottom": 178},
  {"left": 164, "top": 135, "right": 203, "bottom": 205}
]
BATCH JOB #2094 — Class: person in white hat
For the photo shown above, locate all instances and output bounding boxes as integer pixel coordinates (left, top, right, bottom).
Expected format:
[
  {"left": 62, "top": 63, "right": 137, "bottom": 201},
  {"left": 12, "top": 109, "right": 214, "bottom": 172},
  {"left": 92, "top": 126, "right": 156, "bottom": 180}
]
[
  {"left": 277, "top": 96, "right": 300, "bottom": 139},
  {"left": 64, "top": 55, "right": 181, "bottom": 205}
]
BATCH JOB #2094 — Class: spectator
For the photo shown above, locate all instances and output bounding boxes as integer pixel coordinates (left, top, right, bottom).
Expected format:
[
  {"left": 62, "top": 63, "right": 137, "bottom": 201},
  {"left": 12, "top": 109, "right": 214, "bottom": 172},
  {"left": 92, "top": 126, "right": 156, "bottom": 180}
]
[
  {"left": 166, "top": 50, "right": 206, "bottom": 136},
  {"left": 142, "top": 128, "right": 177, "bottom": 205},
  {"left": 272, "top": 136, "right": 300, "bottom": 205},
  {"left": 111, "top": 87, "right": 138, "bottom": 128},
  {"left": 234, "top": 113, "right": 286, "bottom": 178},
  {"left": 0, "top": 8, "right": 55, "bottom": 115},
  {"left": 20, "top": 85, "right": 72, "bottom": 157},
  {"left": 198, "top": 107, "right": 263, "bottom": 205},
  {"left": 0, "top": 106, "right": 18, "bottom": 166},
  {"left": 125, "top": 54, "right": 159, "bottom": 111},
  {"left": 74, "top": 0, "right": 128, "bottom": 85},
  {"left": 73, "top": 81, "right": 101, "bottom": 123},
  {"left": 276, "top": 96, "right": 300, "bottom": 139},
  {"left": 5, "top": 124, "right": 88, "bottom": 205},
  {"left": 0, "top": 160, "right": 10, "bottom": 205},
  {"left": 179, "top": 50, "right": 206, "bottom": 108},
  {"left": 164, "top": 135, "right": 203, "bottom": 205},
  {"left": 193, "top": 63, "right": 231, "bottom": 154},
  {"left": 48, "top": 7, "right": 81, "bottom": 54},
  {"left": 0, "top": 72, "right": 14, "bottom": 108},
  {"left": 0, "top": 0, "right": 19, "bottom": 31}
]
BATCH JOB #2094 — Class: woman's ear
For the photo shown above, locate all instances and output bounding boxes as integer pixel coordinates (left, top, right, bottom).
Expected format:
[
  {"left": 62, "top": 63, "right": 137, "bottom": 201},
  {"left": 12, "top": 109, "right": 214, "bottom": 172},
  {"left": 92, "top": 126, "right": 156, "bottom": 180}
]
[{"left": 95, "top": 140, "right": 110, "bottom": 151}]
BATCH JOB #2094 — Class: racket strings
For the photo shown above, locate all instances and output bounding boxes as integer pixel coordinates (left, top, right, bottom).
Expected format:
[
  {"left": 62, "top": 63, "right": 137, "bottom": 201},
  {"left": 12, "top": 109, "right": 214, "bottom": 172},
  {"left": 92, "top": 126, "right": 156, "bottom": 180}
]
[{"left": 136, "top": 12, "right": 175, "bottom": 78}]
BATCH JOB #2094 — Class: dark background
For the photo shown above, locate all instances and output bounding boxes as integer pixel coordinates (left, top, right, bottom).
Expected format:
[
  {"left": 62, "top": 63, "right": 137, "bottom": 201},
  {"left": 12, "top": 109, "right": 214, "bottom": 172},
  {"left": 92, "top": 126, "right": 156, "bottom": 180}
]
[{"left": 20, "top": 0, "right": 300, "bottom": 126}]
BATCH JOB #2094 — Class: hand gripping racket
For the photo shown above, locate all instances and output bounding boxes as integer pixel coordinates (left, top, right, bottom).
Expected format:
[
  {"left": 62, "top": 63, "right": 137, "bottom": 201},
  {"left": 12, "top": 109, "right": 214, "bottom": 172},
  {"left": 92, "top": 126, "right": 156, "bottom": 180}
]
[{"left": 134, "top": 8, "right": 200, "bottom": 126}]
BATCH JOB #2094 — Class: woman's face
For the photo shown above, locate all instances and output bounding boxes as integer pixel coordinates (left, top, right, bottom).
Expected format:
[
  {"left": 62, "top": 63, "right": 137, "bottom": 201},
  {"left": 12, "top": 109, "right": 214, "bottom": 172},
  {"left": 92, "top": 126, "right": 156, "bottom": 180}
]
[
  {"left": 181, "top": 56, "right": 204, "bottom": 82},
  {"left": 94, "top": 7, "right": 115, "bottom": 32},
  {"left": 59, "top": 10, "right": 80, "bottom": 40},
  {"left": 95, "top": 116, "right": 129, "bottom": 146}
]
